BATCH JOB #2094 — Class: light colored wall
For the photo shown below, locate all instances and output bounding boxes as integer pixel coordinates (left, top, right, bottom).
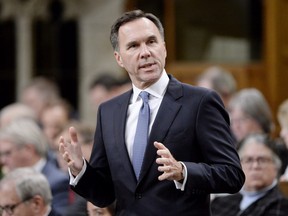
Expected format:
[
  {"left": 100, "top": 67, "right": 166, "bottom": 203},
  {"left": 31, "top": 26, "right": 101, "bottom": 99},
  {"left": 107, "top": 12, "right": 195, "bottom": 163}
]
[{"left": 78, "top": 0, "right": 125, "bottom": 125}]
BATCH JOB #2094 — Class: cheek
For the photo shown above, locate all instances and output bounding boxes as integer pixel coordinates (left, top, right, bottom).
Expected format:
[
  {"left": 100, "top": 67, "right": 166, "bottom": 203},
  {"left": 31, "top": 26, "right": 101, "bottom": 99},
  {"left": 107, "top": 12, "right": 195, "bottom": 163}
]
[{"left": 281, "top": 128, "right": 288, "bottom": 140}]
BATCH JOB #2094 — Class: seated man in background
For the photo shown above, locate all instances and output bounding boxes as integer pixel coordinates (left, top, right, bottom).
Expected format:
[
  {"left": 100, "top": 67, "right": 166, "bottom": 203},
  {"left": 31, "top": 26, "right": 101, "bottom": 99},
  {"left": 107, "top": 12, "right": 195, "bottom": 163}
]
[
  {"left": 0, "top": 102, "right": 37, "bottom": 129},
  {"left": 0, "top": 167, "right": 57, "bottom": 216},
  {"left": 0, "top": 118, "right": 70, "bottom": 216},
  {"left": 211, "top": 134, "right": 288, "bottom": 216}
]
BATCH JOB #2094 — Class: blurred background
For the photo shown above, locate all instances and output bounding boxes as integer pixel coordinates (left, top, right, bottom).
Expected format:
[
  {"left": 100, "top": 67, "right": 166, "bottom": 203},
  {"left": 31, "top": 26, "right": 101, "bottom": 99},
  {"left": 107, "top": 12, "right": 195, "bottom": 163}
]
[{"left": 0, "top": 0, "right": 287, "bottom": 131}]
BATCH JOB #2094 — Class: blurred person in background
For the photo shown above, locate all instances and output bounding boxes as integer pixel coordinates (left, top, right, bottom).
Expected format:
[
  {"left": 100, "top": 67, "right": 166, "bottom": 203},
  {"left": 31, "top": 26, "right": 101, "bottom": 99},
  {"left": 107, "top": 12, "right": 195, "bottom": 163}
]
[
  {"left": 277, "top": 99, "right": 288, "bottom": 181},
  {"left": 87, "top": 201, "right": 115, "bottom": 216},
  {"left": 20, "top": 76, "right": 61, "bottom": 120},
  {"left": 89, "top": 73, "right": 131, "bottom": 114},
  {"left": 41, "top": 99, "right": 74, "bottom": 150},
  {"left": 0, "top": 103, "right": 38, "bottom": 179},
  {"left": 227, "top": 88, "right": 274, "bottom": 144},
  {"left": 196, "top": 66, "right": 237, "bottom": 108},
  {"left": 0, "top": 103, "right": 37, "bottom": 129},
  {"left": 0, "top": 167, "right": 57, "bottom": 216},
  {"left": 0, "top": 118, "right": 69, "bottom": 216},
  {"left": 211, "top": 133, "right": 288, "bottom": 216}
]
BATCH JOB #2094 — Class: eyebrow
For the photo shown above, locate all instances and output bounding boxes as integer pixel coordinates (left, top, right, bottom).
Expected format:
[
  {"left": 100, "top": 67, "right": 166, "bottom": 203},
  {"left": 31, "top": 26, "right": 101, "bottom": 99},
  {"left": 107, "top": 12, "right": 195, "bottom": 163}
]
[{"left": 126, "top": 35, "right": 159, "bottom": 49}]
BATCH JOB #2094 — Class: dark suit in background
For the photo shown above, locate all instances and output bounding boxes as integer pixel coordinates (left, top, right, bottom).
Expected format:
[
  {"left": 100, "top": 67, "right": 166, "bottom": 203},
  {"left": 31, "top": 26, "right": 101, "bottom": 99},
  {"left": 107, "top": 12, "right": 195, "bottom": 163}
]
[
  {"left": 42, "top": 160, "right": 70, "bottom": 216},
  {"left": 211, "top": 185, "right": 288, "bottom": 216}
]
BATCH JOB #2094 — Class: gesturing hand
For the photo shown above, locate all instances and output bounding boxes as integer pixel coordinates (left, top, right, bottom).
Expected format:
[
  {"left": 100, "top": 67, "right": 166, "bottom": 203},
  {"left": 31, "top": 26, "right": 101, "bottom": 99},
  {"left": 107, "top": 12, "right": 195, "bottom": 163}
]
[
  {"left": 154, "top": 141, "right": 184, "bottom": 182},
  {"left": 59, "top": 127, "right": 84, "bottom": 176}
]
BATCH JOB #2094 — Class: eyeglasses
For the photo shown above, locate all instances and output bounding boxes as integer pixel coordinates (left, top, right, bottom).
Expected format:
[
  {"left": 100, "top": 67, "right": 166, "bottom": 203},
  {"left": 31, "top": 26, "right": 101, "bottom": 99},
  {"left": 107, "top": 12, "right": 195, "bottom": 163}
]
[
  {"left": 0, "top": 197, "right": 33, "bottom": 215},
  {"left": 241, "top": 156, "right": 274, "bottom": 167},
  {"left": 0, "top": 149, "right": 13, "bottom": 158}
]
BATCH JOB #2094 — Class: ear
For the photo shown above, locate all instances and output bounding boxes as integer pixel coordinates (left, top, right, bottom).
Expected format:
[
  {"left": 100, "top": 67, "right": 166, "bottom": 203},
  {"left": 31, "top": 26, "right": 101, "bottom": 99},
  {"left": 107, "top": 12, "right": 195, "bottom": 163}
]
[
  {"left": 30, "top": 195, "right": 44, "bottom": 213},
  {"left": 114, "top": 51, "right": 124, "bottom": 68},
  {"left": 24, "top": 144, "right": 35, "bottom": 154},
  {"left": 163, "top": 42, "right": 167, "bottom": 58}
]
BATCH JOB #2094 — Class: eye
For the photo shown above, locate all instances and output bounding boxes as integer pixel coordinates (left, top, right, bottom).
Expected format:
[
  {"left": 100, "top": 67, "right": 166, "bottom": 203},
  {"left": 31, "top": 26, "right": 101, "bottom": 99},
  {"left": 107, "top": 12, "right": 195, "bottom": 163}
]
[
  {"left": 127, "top": 43, "right": 138, "bottom": 50},
  {"left": 148, "top": 39, "right": 156, "bottom": 44}
]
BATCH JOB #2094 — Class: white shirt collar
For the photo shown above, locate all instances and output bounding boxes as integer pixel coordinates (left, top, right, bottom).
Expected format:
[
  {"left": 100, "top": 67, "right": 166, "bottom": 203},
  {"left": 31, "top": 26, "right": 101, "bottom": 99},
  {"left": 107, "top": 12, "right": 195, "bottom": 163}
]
[
  {"left": 32, "top": 158, "right": 47, "bottom": 172},
  {"left": 131, "top": 70, "right": 169, "bottom": 103}
]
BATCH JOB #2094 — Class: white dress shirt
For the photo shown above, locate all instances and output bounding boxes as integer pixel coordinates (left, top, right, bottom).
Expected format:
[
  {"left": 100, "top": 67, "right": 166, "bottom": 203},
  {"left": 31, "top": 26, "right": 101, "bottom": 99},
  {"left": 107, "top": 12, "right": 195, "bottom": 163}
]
[{"left": 125, "top": 70, "right": 169, "bottom": 160}]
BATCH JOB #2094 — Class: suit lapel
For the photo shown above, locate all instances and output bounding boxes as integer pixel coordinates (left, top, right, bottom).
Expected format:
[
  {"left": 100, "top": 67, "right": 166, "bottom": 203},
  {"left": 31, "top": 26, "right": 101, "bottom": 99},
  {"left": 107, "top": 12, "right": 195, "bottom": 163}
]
[{"left": 138, "top": 76, "right": 183, "bottom": 182}]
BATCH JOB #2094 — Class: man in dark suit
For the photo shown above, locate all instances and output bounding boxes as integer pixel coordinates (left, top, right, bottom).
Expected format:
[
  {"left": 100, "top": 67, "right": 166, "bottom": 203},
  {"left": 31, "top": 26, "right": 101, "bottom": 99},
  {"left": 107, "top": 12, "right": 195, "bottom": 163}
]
[{"left": 59, "top": 10, "right": 245, "bottom": 216}]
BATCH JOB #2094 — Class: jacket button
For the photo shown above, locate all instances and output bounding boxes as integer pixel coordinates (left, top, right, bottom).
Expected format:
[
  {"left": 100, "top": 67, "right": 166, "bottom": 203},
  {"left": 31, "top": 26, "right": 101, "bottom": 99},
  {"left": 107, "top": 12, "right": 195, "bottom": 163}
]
[{"left": 135, "top": 193, "right": 142, "bottom": 199}]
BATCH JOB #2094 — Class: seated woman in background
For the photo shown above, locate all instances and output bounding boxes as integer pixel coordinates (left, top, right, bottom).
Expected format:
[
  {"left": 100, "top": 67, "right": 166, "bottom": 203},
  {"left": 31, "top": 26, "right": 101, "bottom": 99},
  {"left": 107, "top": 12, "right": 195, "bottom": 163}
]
[{"left": 227, "top": 88, "right": 274, "bottom": 144}]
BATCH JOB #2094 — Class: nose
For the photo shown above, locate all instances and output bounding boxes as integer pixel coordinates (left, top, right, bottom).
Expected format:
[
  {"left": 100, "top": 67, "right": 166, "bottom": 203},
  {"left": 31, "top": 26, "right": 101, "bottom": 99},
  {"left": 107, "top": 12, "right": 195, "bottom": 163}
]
[{"left": 140, "top": 44, "right": 151, "bottom": 59}]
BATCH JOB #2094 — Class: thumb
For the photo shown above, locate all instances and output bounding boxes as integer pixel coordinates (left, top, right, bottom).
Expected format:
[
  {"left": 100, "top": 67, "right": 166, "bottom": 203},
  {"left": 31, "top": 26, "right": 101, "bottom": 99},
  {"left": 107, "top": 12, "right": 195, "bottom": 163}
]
[{"left": 69, "top": 126, "right": 78, "bottom": 143}]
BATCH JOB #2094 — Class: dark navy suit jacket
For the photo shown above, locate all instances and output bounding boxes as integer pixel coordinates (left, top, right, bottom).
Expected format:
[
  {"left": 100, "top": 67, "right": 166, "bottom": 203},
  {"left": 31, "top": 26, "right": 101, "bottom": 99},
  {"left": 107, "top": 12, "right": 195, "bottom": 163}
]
[
  {"left": 73, "top": 75, "right": 245, "bottom": 216},
  {"left": 42, "top": 160, "right": 70, "bottom": 216}
]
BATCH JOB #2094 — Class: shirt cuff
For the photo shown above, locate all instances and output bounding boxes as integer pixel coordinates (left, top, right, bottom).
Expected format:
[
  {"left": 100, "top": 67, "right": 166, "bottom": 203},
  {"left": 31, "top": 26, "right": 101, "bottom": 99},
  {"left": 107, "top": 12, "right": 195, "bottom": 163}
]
[
  {"left": 174, "top": 162, "right": 187, "bottom": 191},
  {"left": 69, "top": 158, "right": 87, "bottom": 186}
]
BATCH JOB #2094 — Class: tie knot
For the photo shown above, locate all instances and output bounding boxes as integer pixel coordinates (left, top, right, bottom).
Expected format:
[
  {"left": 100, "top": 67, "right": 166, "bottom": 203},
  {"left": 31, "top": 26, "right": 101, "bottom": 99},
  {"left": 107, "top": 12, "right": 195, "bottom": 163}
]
[{"left": 139, "top": 91, "right": 149, "bottom": 103}]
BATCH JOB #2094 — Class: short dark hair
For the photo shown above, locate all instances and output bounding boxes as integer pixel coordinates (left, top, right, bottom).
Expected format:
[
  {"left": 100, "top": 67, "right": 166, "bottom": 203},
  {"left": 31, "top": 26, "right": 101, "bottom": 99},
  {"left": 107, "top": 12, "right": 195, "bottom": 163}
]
[{"left": 110, "top": 9, "right": 164, "bottom": 51}]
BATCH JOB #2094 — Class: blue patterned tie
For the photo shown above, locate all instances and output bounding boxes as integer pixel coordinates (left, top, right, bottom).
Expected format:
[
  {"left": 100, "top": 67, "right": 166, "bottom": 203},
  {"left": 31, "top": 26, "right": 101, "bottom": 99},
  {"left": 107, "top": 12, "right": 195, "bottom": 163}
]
[{"left": 132, "top": 91, "right": 150, "bottom": 180}]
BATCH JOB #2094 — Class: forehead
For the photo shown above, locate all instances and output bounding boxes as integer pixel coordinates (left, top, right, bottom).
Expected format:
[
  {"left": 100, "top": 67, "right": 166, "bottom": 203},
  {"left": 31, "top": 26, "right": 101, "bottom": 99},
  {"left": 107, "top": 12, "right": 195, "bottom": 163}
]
[
  {"left": 0, "top": 183, "right": 18, "bottom": 203},
  {"left": 118, "top": 17, "right": 162, "bottom": 42},
  {"left": 240, "top": 140, "right": 271, "bottom": 157},
  {"left": 0, "top": 139, "right": 15, "bottom": 149}
]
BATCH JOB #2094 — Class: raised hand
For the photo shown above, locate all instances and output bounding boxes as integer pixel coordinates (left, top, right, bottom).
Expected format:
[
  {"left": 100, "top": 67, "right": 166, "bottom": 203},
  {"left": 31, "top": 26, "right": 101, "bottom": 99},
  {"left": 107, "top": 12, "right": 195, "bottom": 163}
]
[
  {"left": 59, "top": 127, "right": 84, "bottom": 176},
  {"left": 154, "top": 141, "right": 184, "bottom": 182}
]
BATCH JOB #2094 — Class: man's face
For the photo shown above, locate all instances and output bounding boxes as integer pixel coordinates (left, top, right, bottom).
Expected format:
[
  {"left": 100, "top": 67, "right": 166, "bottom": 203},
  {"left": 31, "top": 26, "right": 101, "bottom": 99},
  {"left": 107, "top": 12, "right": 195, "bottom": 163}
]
[
  {"left": 0, "top": 183, "right": 33, "bottom": 216},
  {"left": 240, "top": 141, "right": 278, "bottom": 191},
  {"left": 41, "top": 105, "right": 69, "bottom": 148},
  {"left": 229, "top": 108, "right": 262, "bottom": 142},
  {"left": 114, "top": 17, "right": 167, "bottom": 89},
  {"left": 0, "top": 140, "right": 28, "bottom": 172}
]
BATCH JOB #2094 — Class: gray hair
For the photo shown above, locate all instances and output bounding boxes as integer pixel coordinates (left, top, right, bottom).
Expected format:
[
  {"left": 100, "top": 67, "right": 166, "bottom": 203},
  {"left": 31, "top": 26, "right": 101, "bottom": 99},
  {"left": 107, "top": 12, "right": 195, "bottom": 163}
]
[
  {"left": 0, "top": 118, "right": 48, "bottom": 157},
  {"left": 238, "top": 134, "right": 282, "bottom": 172},
  {"left": 197, "top": 66, "right": 237, "bottom": 96},
  {"left": 228, "top": 88, "right": 274, "bottom": 134},
  {"left": 0, "top": 167, "right": 52, "bottom": 205},
  {"left": 110, "top": 9, "right": 165, "bottom": 51},
  {"left": 0, "top": 103, "right": 37, "bottom": 128}
]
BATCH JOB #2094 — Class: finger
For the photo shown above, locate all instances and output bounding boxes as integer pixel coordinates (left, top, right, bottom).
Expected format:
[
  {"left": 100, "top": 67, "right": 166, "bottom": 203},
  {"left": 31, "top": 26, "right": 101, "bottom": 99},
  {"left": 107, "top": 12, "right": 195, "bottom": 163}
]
[
  {"left": 158, "top": 172, "right": 171, "bottom": 181},
  {"left": 154, "top": 141, "right": 165, "bottom": 150},
  {"left": 69, "top": 127, "right": 78, "bottom": 143},
  {"left": 58, "top": 136, "right": 65, "bottom": 153},
  {"left": 61, "top": 150, "right": 69, "bottom": 162},
  {"left": 154, "top": 142, "right": 170, "bottom": 157},
  {"left": 158, "top": 165, "right": 171, "bottom": 172},
  {"left": 155, "top": 157, "right": 170, "bottom": 165}
]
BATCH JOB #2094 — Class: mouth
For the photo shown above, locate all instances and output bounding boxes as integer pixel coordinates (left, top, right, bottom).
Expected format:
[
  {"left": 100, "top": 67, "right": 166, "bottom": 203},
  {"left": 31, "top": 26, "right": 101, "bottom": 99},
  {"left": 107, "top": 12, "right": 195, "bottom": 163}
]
[{"left": 139, "top": 62, "right": 156, "bottom": 69}]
